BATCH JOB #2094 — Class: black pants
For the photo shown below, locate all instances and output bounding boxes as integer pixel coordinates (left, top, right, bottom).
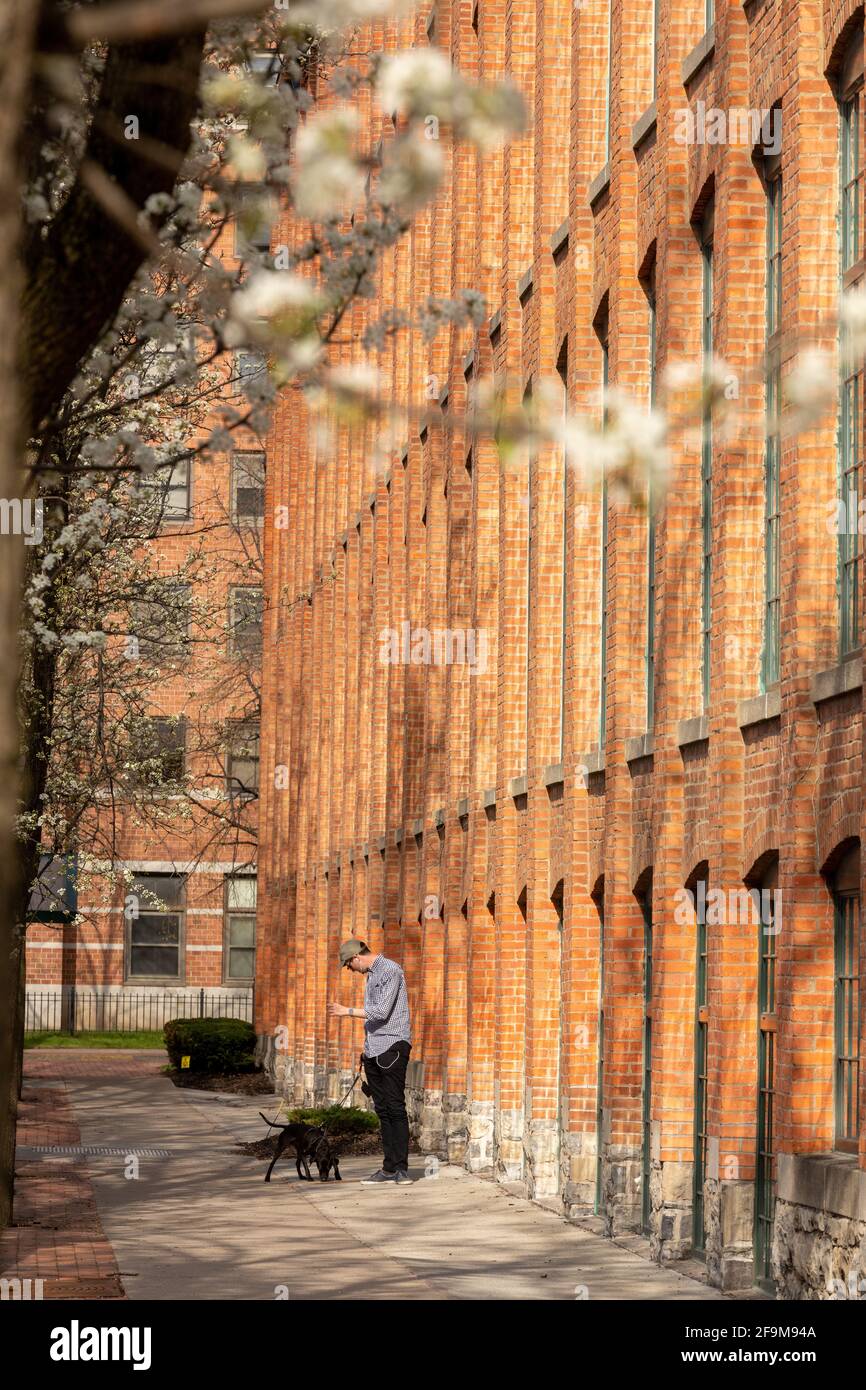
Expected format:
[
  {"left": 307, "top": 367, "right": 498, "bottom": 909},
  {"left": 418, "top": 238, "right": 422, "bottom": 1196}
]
[{"left": 362, "top": 1041, "right": 411, "bottom": 1172}]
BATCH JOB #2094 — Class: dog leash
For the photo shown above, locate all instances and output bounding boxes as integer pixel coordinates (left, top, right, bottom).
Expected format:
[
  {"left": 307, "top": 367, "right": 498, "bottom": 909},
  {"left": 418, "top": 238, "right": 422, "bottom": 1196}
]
[{"left": 262, "top": 1068, "right": 362, "bottom": 1139}]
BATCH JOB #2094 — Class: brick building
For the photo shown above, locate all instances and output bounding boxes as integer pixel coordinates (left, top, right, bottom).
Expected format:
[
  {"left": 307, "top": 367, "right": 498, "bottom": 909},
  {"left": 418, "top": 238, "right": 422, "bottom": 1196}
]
[
  {"left": 256, "top": 1, "right": 866, "bottom": 1297},
  {"left": 26, "top": 224, "right": 266, "bottom": 1030}
]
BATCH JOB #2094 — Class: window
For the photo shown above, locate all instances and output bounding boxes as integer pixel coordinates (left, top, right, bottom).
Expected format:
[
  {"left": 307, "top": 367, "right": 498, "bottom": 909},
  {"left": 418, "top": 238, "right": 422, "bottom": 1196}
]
[
  {"left": 646, "top": 270, "right": 657, "bottom": 729},
  {"left": 754, "top": 858, "right": 779, "bottom": 1290},
  {"left": 226, "top": 721, "right": 260, "bottom": 800},
  {"left": 691, "top": 872, "right": 709, "bottom": 1253},
  {"left": 142, "top": 459, "right": 190, "bottom": 522},
  {"left": 234, "top": 194, "right": 274, "bottom": 257},
  {"left": 595, "top": 885, "right": 606, "bottom": 1215},
  {"left": 652, "top": 0, "right": 659, "bottom": 102},
  {"left": 831, "top": 843, "right": 861, "bottom": 1152},
  {"left": 705, "top": 0, "right": 714, "bottom": 29},
  {"left": 236, "top": 352, "right": 267, "bottom": 382},
  {"left": 135, "top": 716, "right": 186, "bottom": 786},
  {"left": 247, "top": 51, "right": 281, "bottom": 85},
  {"left": 130, "top": 581, "right": 191, "bottom": 663},
  {"left": 229, "top": 586, "right": 263, "bottom": 657},
  {"left": 232, "top": 451, "right": 265, "bottom": 525},
  {"left": 557, "top": 340, "right": 569, "bottom": 761},
  {"left": 839, "top": 40, "right": 864, "bottom": 657},
  {"left": 762, "top": 162, "right": 782, "bottom": 689},
  {"left": 640, "top": 878, "right": 653, "bottom": 1233},
  {"left": 224, "top": 875, "right": 256, "bottom": 981},
  {"left": 700, "top": 210, "right": 714, "bottom": 709},
  {"left": 604, "top": 0, "right": 613, "bottom": 161},
  {"left": 524, "top": 380, "right": 534, "bottom": 766},
  {"left": 600, "top": 340, "right": 610, "bottom": 746},
  {"left": 127, "top": 874, "right": 184, "bottom": 979}
]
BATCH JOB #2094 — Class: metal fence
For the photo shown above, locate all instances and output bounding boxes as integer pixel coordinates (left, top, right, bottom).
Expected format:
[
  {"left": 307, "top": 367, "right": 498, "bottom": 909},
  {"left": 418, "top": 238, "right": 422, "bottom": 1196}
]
[{"left": 25, "top": 988, "right": 254, "bottom": 1035}]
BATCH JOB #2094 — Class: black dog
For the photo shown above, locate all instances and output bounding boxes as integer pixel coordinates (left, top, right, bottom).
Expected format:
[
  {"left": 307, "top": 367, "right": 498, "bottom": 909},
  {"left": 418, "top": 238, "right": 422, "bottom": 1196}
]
[{"left": 259, "top": 1113, "right": 342, "bottom": 1183}]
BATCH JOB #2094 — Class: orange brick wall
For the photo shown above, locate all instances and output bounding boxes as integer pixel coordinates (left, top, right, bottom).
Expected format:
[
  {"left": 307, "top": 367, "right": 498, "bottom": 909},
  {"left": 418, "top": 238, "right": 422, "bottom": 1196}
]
[{"left": 256, "top": 1, "right": 866, "bottom": 1297}]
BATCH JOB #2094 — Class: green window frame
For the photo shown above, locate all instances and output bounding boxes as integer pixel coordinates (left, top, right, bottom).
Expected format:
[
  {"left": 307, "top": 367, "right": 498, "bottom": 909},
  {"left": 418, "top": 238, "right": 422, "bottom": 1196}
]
[
  {"left": 641, "top": 885, "right": 654, "bottom": 1233},
  {"left": 692, "top": 877, "right": 709, "bottom": 1253},
  {"left": 647, "top": 279, "right": 657, "bottom": 730},
  {"left": 599, "top": 344, "right": 610, "bottom": 747},
  {"left": 754, "top": 864, "right": 778, "bottom": 1290},
  {"left": 762, "top": 170, "right": 782, "bottom": 690},
  {"left": 700, "top": 228, "right": 714, "bottom": 710},
  {"left": 651, "top": 0, "right": 659, "bottom": 102},
  {"left": 558, "top": 343, "right": 569, "bottom": 763},
  {"left": 604, "top": 0, "right": 613, "bottom": 162},
  {"left": 595, "top": 888, "right": 606, "bottom": 1215},
  {"left": 839, "top": 85, "right": 863, "bottom": 657},
  {"left": 705, "top": 0, "right": 714, "bottom": 29},
  {"left": 833, "top": 874, "right": 861, "bottom": 1153}
]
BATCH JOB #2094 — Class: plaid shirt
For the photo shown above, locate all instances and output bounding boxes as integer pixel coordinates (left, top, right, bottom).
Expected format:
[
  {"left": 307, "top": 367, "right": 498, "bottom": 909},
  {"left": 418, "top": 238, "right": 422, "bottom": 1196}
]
[{"left": 362, "top": 955, "right": 411, "bottom": 1058}]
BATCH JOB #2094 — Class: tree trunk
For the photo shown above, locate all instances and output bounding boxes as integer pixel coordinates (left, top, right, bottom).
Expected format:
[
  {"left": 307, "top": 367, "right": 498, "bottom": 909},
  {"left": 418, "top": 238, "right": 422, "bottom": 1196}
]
[{"left": 0, "top": 0, "right": 40, "bottom": 1233}]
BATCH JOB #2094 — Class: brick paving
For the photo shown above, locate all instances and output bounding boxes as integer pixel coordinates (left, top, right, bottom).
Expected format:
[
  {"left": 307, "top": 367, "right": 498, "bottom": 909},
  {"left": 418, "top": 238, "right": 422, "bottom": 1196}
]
[{"left": 0, "top": 1051, "right": 164, "bottom": 1301}]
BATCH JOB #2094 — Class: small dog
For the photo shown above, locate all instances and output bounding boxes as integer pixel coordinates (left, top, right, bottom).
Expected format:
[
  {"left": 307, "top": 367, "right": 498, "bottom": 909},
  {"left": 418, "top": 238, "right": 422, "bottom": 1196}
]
[{"left": 259, "top": 1113, "right": 342, "bottom": 1183}]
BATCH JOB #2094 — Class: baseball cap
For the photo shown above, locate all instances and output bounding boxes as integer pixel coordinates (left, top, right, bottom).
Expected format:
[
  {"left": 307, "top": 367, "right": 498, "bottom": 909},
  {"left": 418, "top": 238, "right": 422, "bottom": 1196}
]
[{"left": 339, "top": 937, "right": 364, "bottom": 968}]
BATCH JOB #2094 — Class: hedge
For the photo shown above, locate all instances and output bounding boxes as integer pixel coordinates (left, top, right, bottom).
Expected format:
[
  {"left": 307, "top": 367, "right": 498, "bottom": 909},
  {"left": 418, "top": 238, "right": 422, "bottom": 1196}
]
[{"left": 163, "top": 1016, "right": 256, "bottom": 1073}]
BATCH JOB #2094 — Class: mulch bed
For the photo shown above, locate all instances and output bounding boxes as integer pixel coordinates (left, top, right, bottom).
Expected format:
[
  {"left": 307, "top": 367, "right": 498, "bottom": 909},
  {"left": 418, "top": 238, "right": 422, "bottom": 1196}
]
[
  {"left": 236, "top": 1131, "right": 389, "bottom": 1160},
  {"left": 237, "top": 1128, "right": 424, "bottom": 1162},
  {"left": 167, "top": 1070, "right": 276, "bottom": 1095}
]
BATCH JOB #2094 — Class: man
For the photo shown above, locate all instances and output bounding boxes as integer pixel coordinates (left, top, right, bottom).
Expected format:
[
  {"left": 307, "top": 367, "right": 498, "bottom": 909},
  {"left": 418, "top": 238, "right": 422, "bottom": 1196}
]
[{"left": 329, "top": 938, "right": 412, "bottom": 1184}]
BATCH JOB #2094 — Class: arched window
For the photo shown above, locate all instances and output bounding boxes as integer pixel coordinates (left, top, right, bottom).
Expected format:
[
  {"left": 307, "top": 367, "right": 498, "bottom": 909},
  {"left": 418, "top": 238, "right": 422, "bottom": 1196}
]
[{"left": 762, "top": 128, "right": 782, "bottom": 689}]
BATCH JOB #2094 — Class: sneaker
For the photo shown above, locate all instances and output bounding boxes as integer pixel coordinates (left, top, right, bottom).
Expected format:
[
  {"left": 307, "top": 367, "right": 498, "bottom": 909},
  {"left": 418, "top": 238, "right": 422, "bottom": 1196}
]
[
  {"left": 360, "top": 1168, "right": 397, "bottom": 1185},
  {"left": 394, "top": 1169, "right": 412, "bottom": 1185}
]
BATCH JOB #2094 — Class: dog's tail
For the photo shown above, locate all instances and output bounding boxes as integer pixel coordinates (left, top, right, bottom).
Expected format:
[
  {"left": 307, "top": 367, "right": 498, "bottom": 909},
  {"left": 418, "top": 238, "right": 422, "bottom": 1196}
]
[{"left": 259, "top": 1111, "right": 290, "bottom": 1130}]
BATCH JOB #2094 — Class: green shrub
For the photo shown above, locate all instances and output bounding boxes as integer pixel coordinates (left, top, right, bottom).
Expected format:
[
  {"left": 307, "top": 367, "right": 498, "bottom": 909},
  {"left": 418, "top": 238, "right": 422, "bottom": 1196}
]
[
  {"left": 163, "top": 1017, "right": 256, "bottom": 1074},
  {"left": 282, "top": 1105, "right": 379, "bottom": 1136}
]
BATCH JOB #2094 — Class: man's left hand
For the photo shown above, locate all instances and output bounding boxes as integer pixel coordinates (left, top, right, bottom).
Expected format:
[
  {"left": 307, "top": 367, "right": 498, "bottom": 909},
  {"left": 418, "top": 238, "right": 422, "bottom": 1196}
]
[{"left": 328, "top": 1003, "right": 350, "bottom": 1017}]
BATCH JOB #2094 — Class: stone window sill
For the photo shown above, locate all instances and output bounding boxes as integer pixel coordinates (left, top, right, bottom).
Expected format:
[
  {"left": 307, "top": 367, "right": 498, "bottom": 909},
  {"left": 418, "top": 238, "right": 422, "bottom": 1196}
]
[
  {"left": 482, "top": 786, "right": 496, "bottom": 809},
  {"left": 777, "top": 1151, "right": 866, "bottom": 1220},
  {"left": 681, "top": 26, "right": 715, "bottom": 87},
  {"left": 507, "top": 774, "right": 528, "bottom": 799},
  {"left": 550, "top": 219, "right": 569, "bottom": 258},
  {"left": 631, "top": 101, "right": 657, "bottom": 151},
  {"left": 677, "top": 714, "right": 708, "bottom": 748},
  {"left": 543, "top": 762, "right": 564, "bottom": 788},
  {"left": 588, "top": 163, "right": 611, "bottom": 208},
  {"left": 580, "top": 748, "right": 606, "bottom": 776},
  {"left": 810, "top": 654, "right": 862, "bottom": 706},
  {"left": 738, "top": 686, "right": 780, "bottom": 730},
  {"left": 625, "top": 732, "right": 654, "bottom": 764}
]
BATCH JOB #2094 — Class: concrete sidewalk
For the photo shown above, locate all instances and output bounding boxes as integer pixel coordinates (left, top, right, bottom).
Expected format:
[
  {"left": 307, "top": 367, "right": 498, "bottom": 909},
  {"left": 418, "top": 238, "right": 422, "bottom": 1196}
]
[{"left": 19, "top": 1051, "right": 727, "bottom": 1301}]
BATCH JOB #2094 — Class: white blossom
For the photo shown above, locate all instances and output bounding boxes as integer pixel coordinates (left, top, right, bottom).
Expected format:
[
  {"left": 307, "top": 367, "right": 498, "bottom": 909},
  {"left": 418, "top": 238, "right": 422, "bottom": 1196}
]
[
  {"left": 784, "top": 347, "right": 836, "bottom": 434},
  {"left": 225, "top": 270, "right": 323, "bottom": 348},
  {"left": 293, "top": 108, "right": 365, "bottom": 222},
  {"left": 841, "top": 285, "right": 866, "bottom": 356},
  {"left": 377, "top": 135, "right": 444, "bottom": 211},
  {"left": 377, "top": 49, "right": 456, "bottom": 119}
]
